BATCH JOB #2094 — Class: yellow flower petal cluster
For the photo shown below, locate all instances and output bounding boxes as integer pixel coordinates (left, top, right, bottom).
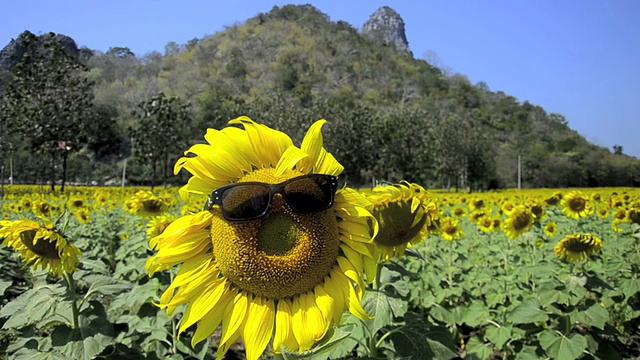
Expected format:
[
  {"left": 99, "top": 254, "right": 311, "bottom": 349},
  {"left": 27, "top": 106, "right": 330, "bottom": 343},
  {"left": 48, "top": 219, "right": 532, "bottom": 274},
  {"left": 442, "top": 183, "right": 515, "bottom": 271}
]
[
  {"left": 554, "top": 234, "right": 603, "bottom": 262},
  {"left": 439, "top": 216, "right": 464, "bottom": 241},
  {"left": 363, "top": 182, "right": 439, "bottom": 263},
  {"left": 560, "top": 191, "right": 594, "bottom": 219},
  {"left": 145, "top": 117, "right": 377, "bottom": 359},
  {"left": 0, "top": 218, "right": 81, "bottom": 276},
  {"left": 124, "top": 190, "right": 169, "bottom": 217},
  {"left": 502, "top": 205, "right": 534, "bottom": 239}
]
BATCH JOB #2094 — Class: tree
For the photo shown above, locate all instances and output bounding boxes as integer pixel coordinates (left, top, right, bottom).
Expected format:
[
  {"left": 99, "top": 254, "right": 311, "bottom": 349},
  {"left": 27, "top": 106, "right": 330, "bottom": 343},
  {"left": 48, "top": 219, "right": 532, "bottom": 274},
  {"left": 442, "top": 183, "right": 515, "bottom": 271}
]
[
  {"left": 2, "top": 31, "right": 94, "bottom": 192},
  {"left": 131, "top": 92, "right": 190, "bottom": 188},
  {"left": 613, "top": 144, "right": 624, "bottom": 155}
]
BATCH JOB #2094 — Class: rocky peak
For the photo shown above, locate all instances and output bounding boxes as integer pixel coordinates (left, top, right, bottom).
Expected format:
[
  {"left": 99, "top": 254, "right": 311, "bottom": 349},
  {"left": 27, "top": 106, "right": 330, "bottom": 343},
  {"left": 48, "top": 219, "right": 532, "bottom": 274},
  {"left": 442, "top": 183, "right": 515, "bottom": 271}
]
[
  {"left": 361, "top": 6, "right": 411, "bottom": 55},
  {"left": 0, "top": 30, "right": 92, "bottom": 71}
]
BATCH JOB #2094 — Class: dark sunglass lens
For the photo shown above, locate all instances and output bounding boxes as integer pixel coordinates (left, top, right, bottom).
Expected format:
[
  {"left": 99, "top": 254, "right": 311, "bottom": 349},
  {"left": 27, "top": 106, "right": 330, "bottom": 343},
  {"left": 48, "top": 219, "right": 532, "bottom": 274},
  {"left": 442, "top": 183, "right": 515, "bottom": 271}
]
[
  {"left": 221, "top": 184, "right": 270, "bottom": 220},
  {"left": 284, "top": 176, "right": 334, "bottom": 213}
]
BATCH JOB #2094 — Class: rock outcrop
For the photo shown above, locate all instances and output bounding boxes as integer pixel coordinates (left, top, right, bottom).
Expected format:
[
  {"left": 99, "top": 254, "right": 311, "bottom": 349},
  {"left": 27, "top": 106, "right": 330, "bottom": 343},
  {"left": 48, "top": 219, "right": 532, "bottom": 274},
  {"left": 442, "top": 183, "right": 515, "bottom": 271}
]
[
  {"left": 361, "top": 6, "right": 411, "bottom": 55},
  {"left": 0, "top": 31, "right": 92, "bottom": 71}
]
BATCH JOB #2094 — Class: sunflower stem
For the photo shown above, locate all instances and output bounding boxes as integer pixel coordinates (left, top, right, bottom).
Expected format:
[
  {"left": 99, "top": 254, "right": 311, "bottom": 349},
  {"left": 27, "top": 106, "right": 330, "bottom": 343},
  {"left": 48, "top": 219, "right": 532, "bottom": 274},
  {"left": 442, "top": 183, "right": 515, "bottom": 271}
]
[
  {"left": 374, "top": 263, "right": 383, "bottom": 290},
  {"left": 447, "top": 241, "right": 455, "bottom": 287},
  {"left": 368, "top": 330, "right": 379, "bottom": 357},
  {"left": 64, "top": 272, "right": 80, "bottom": 329},
  {"left": 169, "top": 270, "right": 177, "bottom": 355}
]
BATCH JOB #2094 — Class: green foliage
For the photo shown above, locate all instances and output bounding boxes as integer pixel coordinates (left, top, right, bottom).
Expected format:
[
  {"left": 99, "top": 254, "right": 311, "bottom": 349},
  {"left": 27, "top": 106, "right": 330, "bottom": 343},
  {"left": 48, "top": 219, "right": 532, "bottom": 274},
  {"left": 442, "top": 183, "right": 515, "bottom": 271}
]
[
  {"left": 2, "top": 5, "right": 640, "bottom": 188},
  {"left": 130, "top": 92, "right": 190, "bottom": 187},
  {"left": 0, "top": 31, "right": 95, "bottom": 192}
]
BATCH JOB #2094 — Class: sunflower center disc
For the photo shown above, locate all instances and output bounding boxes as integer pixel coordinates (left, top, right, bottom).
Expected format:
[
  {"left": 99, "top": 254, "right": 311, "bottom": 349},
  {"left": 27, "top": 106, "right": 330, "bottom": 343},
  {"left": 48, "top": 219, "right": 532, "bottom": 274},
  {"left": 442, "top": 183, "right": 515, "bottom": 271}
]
[
  {"left": 374, "top": 203, "right": 426, "bottom": 247},
  {"left": 512, "top": 212, "right": 532, "bottom": 230},
  {"left": 569, "top": 198, "right": 586, "bottom": 212},
  {"left": 19, "top": 230, "right": 60, "bottom": 260},
  {"left": 256, "top": 211, "right": 299, "bottom": 255}
]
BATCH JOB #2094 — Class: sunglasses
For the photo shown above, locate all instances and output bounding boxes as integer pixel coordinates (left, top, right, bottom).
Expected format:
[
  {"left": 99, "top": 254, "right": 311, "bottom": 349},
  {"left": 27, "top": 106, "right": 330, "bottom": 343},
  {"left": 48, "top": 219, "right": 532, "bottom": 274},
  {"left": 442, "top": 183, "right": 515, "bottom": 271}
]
[{"left": 207, "top": 174, "right": 338, "bottom": 221}]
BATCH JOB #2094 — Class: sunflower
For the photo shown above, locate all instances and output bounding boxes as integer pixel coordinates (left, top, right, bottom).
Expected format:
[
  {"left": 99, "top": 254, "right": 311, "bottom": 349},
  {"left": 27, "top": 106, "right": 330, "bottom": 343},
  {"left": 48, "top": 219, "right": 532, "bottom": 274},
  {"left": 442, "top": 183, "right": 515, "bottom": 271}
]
[
  {"left": 544, "top": 193, "right": 561, "bottom": 206},
  {"left": 75, "top": 208, "right": 91, "bottom": 224},
  {"left": 145, "top": 117, "right": 377, "bottom": 359},
  {"left": 526, "top": 199, "right": 545, "bottom": 222},
  {"left": 554, "top": 234, "right": 603, "bottom": 262},
  {"left": 543, "top": 221, "right": 558, "bottom": 237},
  {"left": 477, "top": 217, "right": 494, "bottom": 233},
  {"left": 502, "top": 205, "right": 534, "bottom": 239},
  {"left": 146, "top": 215, "right": 175, "bottom": 238},
  {"left": 451, "top": 206, "right": 467, "bottom": 218},
  {"left": 125, "top": 191, "right": 169, "bottom": 217},
  {"left": 439, "top": 216, "right": 464, "bottom": 241},
  {"left": 470, "top": 198, "right": 485, "bottom": 211},
  {"left": 596, "top": 204, "right": 610, "bottom": 219},
  {"left": 0, "top": 218, "right": 81, "bottom": 276},
  {"left": 364, "top": 182, "right": 438, "bottom": 262},
  {"left": 469, "top": 210, "right": 487, "bottom": 224},
  {"left": 560, "top": 191, "right": 593, "bottom": 219},
  {"left": 626, "top": 208, "right": 640, "bottom": 225},
  {"left": 31, "top": 199, "right": 53, "bottom": 217},
  {"left": 612, "top": 208, "right": 627, "bottom": 221},
  {"left": 501, "top": 201, "right": 516, "bottom": 216},
  {"left": 67, "top": 195, "right": 86, "bottom": 210}
]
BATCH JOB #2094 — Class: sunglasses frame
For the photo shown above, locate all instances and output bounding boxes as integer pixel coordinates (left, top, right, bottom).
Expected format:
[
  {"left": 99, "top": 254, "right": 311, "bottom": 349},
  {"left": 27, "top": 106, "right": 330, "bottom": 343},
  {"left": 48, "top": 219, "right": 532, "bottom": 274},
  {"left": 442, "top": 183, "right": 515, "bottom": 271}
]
[{"left": 208, "top": 174, "right": 338, "bottom": 221}]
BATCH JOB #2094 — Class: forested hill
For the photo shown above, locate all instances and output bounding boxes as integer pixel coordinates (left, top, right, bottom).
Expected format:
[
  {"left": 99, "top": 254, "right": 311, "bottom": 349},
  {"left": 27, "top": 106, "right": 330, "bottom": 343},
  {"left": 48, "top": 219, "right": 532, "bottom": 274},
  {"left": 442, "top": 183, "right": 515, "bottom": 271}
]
[{"left": 1, "top": 4, "right": 639, "bottom": 189}]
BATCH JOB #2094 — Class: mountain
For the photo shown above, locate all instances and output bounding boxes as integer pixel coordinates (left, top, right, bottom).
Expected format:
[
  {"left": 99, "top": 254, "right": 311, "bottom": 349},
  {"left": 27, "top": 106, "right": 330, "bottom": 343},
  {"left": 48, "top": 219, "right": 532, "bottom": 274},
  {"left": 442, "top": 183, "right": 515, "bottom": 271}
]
[{"left": 1, "top": 5, "right": 638, "bottom": 188}]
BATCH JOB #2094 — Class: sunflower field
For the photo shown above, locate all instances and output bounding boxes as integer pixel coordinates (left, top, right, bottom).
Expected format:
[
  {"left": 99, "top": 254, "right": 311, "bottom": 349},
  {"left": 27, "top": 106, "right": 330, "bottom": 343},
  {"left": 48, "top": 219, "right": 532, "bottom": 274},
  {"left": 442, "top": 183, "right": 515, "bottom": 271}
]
[{"left": 1, "top": 120, "right": 640, "bottom": 360}]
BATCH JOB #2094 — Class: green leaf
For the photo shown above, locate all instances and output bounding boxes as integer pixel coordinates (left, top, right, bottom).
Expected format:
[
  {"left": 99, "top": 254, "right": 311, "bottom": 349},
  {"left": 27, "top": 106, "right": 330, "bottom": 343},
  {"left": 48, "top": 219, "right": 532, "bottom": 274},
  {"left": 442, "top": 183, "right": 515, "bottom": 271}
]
[
  {"left": 1, "top": 283, "right": 69, "bottom": 329},
  {"left": 485, "top": 324, "right": 512, "bottom": 349},
  {"left": 619, "top": 278, "right": 640, "bottom": 298},
  {"left": 388, "top": 324, "right": 459, "bottom": 360},
  {"left": 485, "top": 291, "right": 506, "bottom": 308},
  {"left": 465, "top": 336, "right": 493, "bottom": 360},
  {"left": 281, "top": 326, "right": 353, "bottom": 360},
  {"left": 83, "top": 275, "right": 133, "bottom": 298},
  {"left": 363, "top": 290, "right": 405, "bottom": 334},
  {"left": 428, "top": 304, "right": 455, "bottom": 325},
  {"left": 10, "top": 348, "right": 66, "bottom": 360},
  {"left": 571, "top": 300, "right": 609, "bottom": 330},
  {"left": 0, "top": 279, "right": 12, "bottom": 295},
  {"left": 109, "top": 278, "right": 161, "bottom": 316},
  {"left": 539, "top": 330, "right": 587, "bottom": 360},
  {"left": 459, "top": 301, "right": 490, "bottom": 327},
  {"left": 514, "top": 345, "right": 542, "bottom": 360},
  {"left": 323, "top": 315, "right": 366, "bottom": 359},
  {"left": 507, "top": 298, "right": 549, "bottom": 324},
  {"left": 50, "top": 321, "right": 115, "bottom": 360}
]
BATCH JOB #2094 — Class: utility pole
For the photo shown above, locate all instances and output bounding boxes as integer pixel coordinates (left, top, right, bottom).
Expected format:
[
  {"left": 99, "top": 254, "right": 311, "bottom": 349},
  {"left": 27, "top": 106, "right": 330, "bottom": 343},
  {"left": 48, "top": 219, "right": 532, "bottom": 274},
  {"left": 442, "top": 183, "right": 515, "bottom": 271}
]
[{"left": 517, "top": 155, "right": 521, "bottom": 190}]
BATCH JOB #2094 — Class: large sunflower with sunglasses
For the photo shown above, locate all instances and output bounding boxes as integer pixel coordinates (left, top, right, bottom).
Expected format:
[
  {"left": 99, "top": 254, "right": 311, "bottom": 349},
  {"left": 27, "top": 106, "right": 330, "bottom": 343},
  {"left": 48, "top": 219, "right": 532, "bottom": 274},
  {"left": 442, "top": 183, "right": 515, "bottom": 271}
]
[{"left": 146, "top": 116, "right": 377, "bottom": 360}]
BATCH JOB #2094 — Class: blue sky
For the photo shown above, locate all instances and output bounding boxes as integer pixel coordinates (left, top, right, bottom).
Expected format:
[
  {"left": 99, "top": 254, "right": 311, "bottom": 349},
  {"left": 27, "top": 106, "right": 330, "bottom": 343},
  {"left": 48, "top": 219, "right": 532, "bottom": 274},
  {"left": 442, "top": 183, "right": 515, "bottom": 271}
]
[{"left": 2, "top": 0, "right": 639, "bottom": 157}]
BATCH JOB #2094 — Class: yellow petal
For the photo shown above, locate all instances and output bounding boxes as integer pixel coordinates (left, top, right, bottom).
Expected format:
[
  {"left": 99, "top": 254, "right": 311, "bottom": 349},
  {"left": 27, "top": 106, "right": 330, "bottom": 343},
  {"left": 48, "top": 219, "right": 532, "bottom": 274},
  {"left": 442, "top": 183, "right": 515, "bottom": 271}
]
[
  {"left": 340, "top": 244, "right": 364, "bottom": 277},
  {"left": 337, "top": 256, "right": 365, "bottom": 298},
  {"left": 292, "top": 293, "right": 321, "bottom": 352},
  {"left": 242, "top": 297, "right": 275, "bottom": 360},
  {"left": 220, "top": 291, "right": 248, "bottom": 346},
  {"left": 179, "top": 280, "right": 229, "bottom": 333},
  {"left": 299, "top": 119, "right": 344, "bottom": 175},
  {"left": 322, "top": 275, "right": 346, "bottom": 324},
  {"left": 273, "top": 298, "right": 299, "bottom": 353},
  {"left": 229, "top": 116, "right": 293, "bottom": 168},
  {"left": 275, "top": 146, "right": 309, "bottom": 176},
  {"left": 190, "top": 290, "right": 234, "bottom": 347},
  {"left": 313, "top": 284, "right": 335, "bottom": 336},
  {"left": 331, "top": 268, "right": 371, "bottom": 320}
]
